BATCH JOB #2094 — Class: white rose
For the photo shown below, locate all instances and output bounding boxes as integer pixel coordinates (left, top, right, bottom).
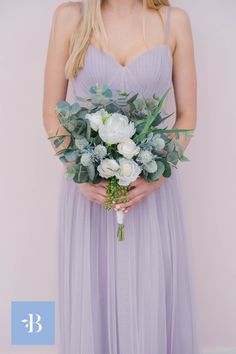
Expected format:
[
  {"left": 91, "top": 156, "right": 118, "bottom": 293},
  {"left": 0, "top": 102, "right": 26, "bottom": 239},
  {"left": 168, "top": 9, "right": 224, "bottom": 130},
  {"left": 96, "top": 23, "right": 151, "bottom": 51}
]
[
  {"left": 115, "top": 158, "right": 141, "bottom": 186},
  {"left": 117, "top": 139, "right": 140, "bottom": 159},
  {"left": 85, "top": 108, "right": 109, "bottom": 131},
  {"left": 98, "top": 112, "right": 136, "bottom": 144},
  {"left": 97, "top": 158, "right": 120, "bottom": 179}
]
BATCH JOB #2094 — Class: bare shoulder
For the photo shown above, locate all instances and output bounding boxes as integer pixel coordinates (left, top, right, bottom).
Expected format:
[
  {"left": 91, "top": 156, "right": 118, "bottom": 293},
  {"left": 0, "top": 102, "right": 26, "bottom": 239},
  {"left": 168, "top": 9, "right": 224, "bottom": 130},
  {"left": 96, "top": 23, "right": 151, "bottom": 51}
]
[
  {"left": 170, "top": 6, "right": 192, "bottom": 29},
  {"left": 51, "top": 1, "right": 82, "bottom": 38},
  {"left": 53, "top": 1, "right": 82, "bottom": 19}
]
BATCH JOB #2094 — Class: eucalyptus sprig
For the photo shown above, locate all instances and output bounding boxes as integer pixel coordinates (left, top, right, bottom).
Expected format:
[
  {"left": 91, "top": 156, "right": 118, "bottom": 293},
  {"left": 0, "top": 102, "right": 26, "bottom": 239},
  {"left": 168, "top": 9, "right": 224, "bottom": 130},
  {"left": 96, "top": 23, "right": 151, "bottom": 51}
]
[{"left": 49, "top": 83, "right": 195, "bottom": 241}]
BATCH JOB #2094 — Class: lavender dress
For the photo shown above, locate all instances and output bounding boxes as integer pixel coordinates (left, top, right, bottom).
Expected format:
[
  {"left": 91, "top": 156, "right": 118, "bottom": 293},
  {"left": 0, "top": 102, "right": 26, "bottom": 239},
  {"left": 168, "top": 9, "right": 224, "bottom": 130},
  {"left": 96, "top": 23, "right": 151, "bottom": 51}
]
[{"left": 57, "top": 5, "right": 200, "bottom": 354}]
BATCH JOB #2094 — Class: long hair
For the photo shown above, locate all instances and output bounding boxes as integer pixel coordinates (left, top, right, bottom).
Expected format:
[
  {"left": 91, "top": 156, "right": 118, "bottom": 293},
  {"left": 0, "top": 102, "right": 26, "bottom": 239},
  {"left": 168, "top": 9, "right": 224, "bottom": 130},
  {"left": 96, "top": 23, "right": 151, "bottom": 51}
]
[{"left": 65, "top": 0, "right": 170, "bottom": 79}]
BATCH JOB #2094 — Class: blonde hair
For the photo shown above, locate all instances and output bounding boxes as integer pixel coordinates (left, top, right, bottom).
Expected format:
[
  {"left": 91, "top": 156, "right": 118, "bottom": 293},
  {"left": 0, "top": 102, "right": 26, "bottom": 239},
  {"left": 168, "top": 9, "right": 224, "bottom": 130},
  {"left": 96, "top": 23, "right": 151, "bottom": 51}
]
[{"left": 65, "top": 0, "right": 170, "bottom": 79}]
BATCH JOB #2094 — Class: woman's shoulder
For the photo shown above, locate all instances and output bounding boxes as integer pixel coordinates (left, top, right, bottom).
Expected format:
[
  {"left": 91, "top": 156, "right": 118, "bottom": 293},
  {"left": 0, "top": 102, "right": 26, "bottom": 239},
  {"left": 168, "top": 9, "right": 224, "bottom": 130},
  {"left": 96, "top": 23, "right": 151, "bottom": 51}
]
[
  {"left": 53, "top": 1, "right": 82, "bottom": 15},
  {"left": 159, "top": 5, "right": 192, "bottom": 43},
  {"left": 52, "top": 1, "right": 82, "bottom": 27},
  {"left": 159, "top": 5, "right": 191, "bottom": 24},
  {"left": 50, "top": 1, "right": 82, "bottom": 39}
]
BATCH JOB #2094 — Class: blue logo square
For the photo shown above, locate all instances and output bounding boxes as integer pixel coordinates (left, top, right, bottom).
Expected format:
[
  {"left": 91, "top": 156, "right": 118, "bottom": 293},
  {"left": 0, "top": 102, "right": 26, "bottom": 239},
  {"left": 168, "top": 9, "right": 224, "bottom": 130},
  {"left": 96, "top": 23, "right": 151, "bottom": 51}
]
[{"left": 11, "top": 301, "right": 55, "bottom": 345}]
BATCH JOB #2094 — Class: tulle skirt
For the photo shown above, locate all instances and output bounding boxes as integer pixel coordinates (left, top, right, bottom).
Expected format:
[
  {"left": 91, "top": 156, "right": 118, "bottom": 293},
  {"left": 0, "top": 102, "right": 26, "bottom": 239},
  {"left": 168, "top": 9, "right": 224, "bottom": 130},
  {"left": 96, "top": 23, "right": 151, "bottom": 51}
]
[{"left": 57, "top": 166, "right": 200, "bottom": 354}]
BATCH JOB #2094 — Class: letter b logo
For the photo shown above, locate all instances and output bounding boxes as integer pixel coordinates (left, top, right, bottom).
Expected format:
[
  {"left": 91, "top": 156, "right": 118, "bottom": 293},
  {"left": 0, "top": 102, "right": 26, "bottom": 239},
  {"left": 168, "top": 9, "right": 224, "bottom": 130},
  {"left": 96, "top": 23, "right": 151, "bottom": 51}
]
[{"left": 11, "top": 301, "right": 55, "bottom": 345}]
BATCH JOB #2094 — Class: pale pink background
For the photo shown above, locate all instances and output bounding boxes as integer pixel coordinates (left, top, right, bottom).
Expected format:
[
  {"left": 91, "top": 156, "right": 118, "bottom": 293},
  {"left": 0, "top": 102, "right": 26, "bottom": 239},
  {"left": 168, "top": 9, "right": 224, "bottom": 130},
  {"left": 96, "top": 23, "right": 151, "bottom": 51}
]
[{"left": 0, "top": 1, "right": 235, "bottom": 353}]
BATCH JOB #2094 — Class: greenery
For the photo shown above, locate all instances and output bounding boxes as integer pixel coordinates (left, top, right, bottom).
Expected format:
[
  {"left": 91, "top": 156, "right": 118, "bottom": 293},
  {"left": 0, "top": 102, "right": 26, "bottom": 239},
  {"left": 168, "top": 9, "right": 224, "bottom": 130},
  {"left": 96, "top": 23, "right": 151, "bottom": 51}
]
[{"left": 48, "top": 83, "right": 194, "bottom": 241}]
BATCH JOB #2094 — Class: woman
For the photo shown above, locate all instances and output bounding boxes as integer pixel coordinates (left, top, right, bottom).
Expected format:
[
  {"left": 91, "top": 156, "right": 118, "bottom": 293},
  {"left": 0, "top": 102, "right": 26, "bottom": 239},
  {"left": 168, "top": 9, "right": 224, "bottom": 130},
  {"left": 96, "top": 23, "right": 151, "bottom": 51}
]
[{"left": 43, "top": 0, "right": 200, "bottom": 353}]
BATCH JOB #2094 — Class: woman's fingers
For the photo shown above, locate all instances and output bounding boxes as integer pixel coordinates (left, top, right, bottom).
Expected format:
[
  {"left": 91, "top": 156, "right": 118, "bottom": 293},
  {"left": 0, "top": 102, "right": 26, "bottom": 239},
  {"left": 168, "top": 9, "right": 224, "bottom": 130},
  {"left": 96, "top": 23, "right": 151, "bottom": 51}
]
[
  {"left": 115, "top": 193, "right": 145, "bottom": 210},
  {"left": 97, "top": 180, "right": 109, "bottom": 187},
  {"left": 94, "top": 186, "right": 107, "bottom": 197}
]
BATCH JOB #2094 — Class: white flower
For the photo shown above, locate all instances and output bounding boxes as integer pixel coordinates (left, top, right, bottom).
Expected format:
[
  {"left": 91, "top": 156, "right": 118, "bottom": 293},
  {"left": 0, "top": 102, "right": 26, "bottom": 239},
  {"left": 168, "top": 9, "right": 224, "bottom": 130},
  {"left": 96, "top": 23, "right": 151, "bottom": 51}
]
[
  {"left": 143, "top": 160, "right": 158, "bottom": 173},
  {"left": 97, "top": 158, "right": 120, "bottom": 178},
  {"left": 81, "top": 152, "right": 93, "bottom": 166},
  {"left": 151, "top": 135, "right": 165, "bottom": 151},
  {"left": 117, "top": 139, "right": 140, "bottom": 159},
  {"left": 98, "top": 112, "right": 136, "bottom": 144},
  {"left": 137, "top": 150, "right": 153, "bottom": 164},
  {"left": 85, "top": 108, "right": 108, "bottom": 131},
  {"left": 94, "top": 144, "right": 107, "bottom": 159},
  {"left": 115, "top": 158, "right": 141, "bottom": 186}
]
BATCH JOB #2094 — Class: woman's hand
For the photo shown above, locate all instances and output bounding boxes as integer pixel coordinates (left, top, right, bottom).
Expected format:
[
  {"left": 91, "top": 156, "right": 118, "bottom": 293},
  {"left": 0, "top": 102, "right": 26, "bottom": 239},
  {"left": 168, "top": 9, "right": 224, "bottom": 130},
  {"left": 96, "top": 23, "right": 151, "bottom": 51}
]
[
  {"left": 114, "top": 176, "right": 166, "bottom": 212},
  {"left": 77, "top": 179, "right": 108, "bottom": 205}
]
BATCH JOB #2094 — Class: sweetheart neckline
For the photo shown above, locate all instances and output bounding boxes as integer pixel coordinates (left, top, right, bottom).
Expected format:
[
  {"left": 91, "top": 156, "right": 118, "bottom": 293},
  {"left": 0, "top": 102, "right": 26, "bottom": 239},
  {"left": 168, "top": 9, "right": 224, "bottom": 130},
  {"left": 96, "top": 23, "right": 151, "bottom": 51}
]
[{"left": 88, "top": 43, "right": 173, "bottom": 69}]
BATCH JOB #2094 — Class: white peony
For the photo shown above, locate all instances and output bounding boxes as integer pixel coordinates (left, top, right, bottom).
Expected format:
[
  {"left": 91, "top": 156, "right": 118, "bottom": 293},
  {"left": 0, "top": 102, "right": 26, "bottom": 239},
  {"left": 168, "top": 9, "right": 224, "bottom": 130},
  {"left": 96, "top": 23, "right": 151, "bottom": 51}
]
[
  {"left": 97, "top": 158, "right": 120, "bottom": 179},
  {"left": 117, "top": 139, "right": 140, "bottom": 159},
  {"left": 85, "top": 108, "right": 109, "bottom": 131},
  {"left": 115, "top": 158, "right": 141, "bottom": 186},
  {"left": 98, "top": 112, "right": 136, "bottom": 144}
]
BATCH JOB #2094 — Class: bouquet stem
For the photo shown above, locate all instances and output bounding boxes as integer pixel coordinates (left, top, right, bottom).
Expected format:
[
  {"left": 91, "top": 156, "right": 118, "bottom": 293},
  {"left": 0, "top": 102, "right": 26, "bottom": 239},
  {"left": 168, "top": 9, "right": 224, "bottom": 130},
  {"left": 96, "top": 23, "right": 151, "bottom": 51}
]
[
  {"left": 104, "top": 177, "right": 130, "bottom": 241},
  {"left": 116, "top": 210, "right": 125, "bottom": 241}
]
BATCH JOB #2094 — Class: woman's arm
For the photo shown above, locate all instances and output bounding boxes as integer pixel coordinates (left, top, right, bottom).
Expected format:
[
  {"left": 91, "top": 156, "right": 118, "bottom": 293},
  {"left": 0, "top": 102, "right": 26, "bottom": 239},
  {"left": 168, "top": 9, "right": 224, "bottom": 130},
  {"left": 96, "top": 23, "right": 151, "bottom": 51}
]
[
  {"left": 117, "top": 6, "right": 197, "bottom": 212},
  {"left": 42, "top": 3, "right": 109, "bottom": 205},
  {"left": 42, "top": 2, "right": 81, "bottom": 168},
  {"left": 168, "top": 6, "right": 197, "bottom": 152}
]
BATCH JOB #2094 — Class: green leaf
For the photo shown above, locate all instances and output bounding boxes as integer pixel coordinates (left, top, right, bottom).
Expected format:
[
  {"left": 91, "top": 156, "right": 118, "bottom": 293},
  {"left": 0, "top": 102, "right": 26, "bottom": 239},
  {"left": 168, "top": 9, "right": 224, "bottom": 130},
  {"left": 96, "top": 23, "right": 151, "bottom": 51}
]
[
  {"left": 87, "top": 164, "right": 95, "bottom": 181},
  {"left": 127, "top": 93, "right": 139, "bottom": 104},
  {"left": 162, "top": 160, "right": 172, "bottom": 178},
  {"left": 158, "top": 87, "right": 171, "bottom": 107},
  {"left": 147, "top": 161, "right": 165, "bottom": 181},
  {"left": 89, "top": 86, "right": 97, "bottom": 94},
  {"left": 53, "top": 136, "right": 65, "bottom": 148},
  {"left": 59, "top": 156, "right": 67, "bottom": 163},
  {"left": 70, "top": 102, "right": 80, "bottom": 115},
  {"left": 103, "top": 88, "right": 113, "bottom": 98},
  {"left": 64, "top": 150, "right": 78, "bottom": 162},
  {"left": 71, "top": 164, "right": 89, "bottom": 183},
  {"left": 167, "top": 140, "right": 175, "bottom": 153},
  {"left": 179, "top": 154, "right": 190, "bottom": 162},
  {"left": 167, "top": 151, "right": 179, "bottom": 165},
  {"left": 86, "top": 120, "right": 91, "bottom": 141}
]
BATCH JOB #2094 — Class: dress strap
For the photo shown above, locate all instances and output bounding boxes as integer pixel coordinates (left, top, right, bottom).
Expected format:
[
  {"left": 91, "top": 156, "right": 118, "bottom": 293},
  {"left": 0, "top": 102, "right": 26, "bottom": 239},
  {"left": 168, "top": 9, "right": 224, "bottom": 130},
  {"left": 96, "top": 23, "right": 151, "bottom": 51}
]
[
  {"left": 80, "top": 1, "right": 84, "bottom": 14},
  {"left": 164, "top": 6, "right": 172, "bottom": 44}
]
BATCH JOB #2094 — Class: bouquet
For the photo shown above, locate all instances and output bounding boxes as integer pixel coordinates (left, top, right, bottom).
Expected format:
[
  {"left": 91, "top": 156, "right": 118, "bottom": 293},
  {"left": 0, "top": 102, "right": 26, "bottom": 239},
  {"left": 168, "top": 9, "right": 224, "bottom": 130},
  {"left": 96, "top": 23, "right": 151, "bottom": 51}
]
[{"left": 48, "top": 83, "right": 194, "bottom": 241}]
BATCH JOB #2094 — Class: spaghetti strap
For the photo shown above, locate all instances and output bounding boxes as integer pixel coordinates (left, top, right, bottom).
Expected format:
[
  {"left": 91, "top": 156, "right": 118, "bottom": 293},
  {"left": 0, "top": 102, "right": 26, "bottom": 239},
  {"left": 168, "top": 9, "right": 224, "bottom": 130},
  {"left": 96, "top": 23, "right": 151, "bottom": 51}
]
[
  {"left": 164, "top": 6, "right": 172, "bottom": 43},
  {"left": 80, "top": 1, "right": 84, "bottom": 14}
]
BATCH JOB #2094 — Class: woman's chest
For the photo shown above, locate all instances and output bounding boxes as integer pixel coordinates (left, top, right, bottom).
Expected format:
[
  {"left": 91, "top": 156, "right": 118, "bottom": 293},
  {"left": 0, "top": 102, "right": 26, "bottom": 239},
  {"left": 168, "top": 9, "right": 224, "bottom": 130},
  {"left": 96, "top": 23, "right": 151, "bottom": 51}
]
[{"left": 71, "top": 44, "right": 173, "bottom": 99}]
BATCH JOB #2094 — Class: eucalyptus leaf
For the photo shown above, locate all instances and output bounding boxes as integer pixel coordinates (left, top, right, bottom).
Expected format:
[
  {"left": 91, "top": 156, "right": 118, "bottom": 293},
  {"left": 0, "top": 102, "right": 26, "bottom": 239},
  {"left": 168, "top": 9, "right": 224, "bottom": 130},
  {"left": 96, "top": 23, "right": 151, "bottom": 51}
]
[
  {"left": 73, "top": 164, "right": 89, "bottom": 183},
  {"left": 167, "top": 141, "right": 175, "bottom": 153},
  {"left": 87, "top": 164, "right": 95, "bottom": 181},
  {"left": 59, "top": 156, "right": 67, "bottom": 163},
  {"left": 167, "top": 151, "right": 179, "bottom": 165},
  {"left": 64, "top": 150, "right": 78, "bottom": 162},
  {"left": 86, "top": 120, "right": 92, "bottom": 141},
  {"left": 147, "top": 161, "right": 165, "bottom": 181},
  {"left": 162, "top": 160, "right": 172, "bottom": 178},
  {"left": 53, "top": 136, "right": 65, "bottom": 148},
  {"left": 179, "top": 154, "right": 190, "bottom": 162},
  {"left": 103, "top": 88, "right": 113, "bottom": 97},
  {"left": 89, "top": 86, "right": 97, "bottom": 94},
  {"left": 70, "top": 102, "right": 80, "bottom": 115}
]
